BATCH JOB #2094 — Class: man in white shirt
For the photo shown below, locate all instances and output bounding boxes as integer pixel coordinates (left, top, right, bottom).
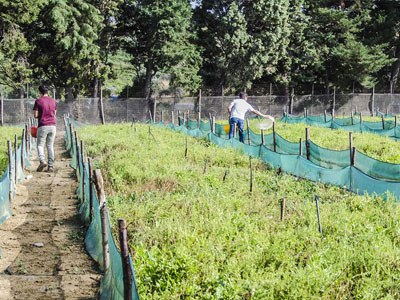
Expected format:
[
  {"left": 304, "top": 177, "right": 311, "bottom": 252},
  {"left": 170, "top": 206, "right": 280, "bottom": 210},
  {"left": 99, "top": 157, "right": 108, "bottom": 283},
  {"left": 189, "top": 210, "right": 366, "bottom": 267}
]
[{"left": 228, "top": 92, "right": 274, "bottom": 143}]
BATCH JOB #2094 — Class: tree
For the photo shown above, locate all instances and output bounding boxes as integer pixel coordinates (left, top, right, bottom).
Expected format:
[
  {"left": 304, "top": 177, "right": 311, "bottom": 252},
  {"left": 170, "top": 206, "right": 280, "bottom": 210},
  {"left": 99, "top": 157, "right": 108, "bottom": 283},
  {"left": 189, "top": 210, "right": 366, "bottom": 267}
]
[
  {"left": 117, "top": 0, "right": 202, "bottom": 100},
  {"left": 30, "top": 0, "right": 103, "bottom": 101}
]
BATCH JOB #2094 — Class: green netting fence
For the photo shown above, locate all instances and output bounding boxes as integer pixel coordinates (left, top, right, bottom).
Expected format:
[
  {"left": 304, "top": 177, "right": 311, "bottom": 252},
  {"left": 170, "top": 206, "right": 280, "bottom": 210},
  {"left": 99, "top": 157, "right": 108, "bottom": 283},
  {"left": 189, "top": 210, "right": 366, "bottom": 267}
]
[
  {"left": 156, "top": 118, "right": 400, "bottom": 200},
  {"left": 281, "top": 114, "right": 400, "bottom": 140},
  {"left": 179, "top": 117, "right": 400, "bottom": 182},
  {"left": 64, "top": 118, "right": 140, "bottom": 300}
]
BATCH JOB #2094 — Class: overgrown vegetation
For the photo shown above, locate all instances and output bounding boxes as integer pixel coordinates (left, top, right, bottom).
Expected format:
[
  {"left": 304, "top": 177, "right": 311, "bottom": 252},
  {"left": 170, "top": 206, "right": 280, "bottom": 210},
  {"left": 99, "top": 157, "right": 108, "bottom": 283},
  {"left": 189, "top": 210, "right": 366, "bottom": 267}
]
[{"left": 78, "top": 123, "right": 400, "bottom": 299}]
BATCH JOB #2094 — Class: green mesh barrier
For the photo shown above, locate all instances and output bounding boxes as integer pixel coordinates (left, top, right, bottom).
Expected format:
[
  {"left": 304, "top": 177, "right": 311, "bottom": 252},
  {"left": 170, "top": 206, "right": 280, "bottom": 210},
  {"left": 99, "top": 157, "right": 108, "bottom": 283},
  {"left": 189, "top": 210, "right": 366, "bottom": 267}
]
[
  {"left": 282, "top": 114, "right": 400, "bottom": 140},
  {"left": 308, "top": 141, "right": 350, "bottom": 169},
  {"left": 356, "top": 151, "right": 400, "bottom": 182},
  {"left": 275, "top": 134, "right": 304, "bottom": 155},
  {"left": 64, "top": 118, "right": 140, "bottom": 300},
  {"left": 0, "top": 165, "right": 12, "bottom": 225}
]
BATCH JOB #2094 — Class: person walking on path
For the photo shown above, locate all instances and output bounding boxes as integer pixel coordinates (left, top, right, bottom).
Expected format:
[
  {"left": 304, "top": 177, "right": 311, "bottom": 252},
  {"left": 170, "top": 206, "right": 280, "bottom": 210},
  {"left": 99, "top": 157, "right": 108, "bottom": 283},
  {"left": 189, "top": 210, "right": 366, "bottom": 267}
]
[
  {"left": 33, "top": 85, "right": 57, "bottom": 172},
  {"left": 228, "top": 92, "right": 274, "bottom": 143}
]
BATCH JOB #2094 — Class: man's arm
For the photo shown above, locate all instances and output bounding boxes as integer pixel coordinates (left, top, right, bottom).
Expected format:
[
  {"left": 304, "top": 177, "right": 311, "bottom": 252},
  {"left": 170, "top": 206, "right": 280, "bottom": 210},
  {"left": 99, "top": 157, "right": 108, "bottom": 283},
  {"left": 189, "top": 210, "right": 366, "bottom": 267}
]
[
  {"left": 252, "top": 109, "right": 275, "bottom": 121},
  {"left": 228, "top": 103, "right": 233, "bottom": 114},
  {"left": 34, "top": 110, "right": 39, "bottom": 119}
]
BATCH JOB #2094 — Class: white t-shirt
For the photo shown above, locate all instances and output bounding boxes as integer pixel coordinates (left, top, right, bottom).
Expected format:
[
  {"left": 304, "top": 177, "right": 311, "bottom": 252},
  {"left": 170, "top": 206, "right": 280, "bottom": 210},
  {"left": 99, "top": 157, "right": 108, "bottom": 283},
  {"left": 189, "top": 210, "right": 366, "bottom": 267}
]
[{"left": 230, "top": 99, "right": 255, "bottom": 120}]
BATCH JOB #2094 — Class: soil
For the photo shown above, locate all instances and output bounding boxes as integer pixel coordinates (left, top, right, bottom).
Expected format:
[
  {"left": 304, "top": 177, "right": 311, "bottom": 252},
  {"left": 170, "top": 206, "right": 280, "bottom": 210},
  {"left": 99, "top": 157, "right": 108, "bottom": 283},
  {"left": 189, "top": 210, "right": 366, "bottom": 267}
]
[{"left": 0, "top": 131, "right": 101, "bottom": 299}]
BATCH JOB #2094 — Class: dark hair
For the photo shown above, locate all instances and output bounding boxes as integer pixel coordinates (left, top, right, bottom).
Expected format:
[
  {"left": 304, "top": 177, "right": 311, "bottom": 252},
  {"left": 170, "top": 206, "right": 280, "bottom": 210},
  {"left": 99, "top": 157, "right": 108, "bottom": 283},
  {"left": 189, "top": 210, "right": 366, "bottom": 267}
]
[
  {"left": 39, "top": 85, "right": 49, "bottom": 95},
  {"left": 239, "top": 92, "right": 247, "bottom": 99}
]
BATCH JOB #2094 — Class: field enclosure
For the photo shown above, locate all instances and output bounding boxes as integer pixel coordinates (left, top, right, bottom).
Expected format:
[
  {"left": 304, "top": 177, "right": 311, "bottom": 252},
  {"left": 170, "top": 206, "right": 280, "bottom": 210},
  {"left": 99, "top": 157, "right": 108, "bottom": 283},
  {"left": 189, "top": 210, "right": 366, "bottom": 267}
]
[{"left": 73, "top": 120, "right": 400, "bottom": 299}]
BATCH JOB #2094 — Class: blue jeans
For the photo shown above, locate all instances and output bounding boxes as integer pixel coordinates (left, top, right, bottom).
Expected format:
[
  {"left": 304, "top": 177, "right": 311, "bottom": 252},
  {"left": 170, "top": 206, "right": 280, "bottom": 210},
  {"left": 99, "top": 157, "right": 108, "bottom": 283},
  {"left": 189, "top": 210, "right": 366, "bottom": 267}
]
[
  {"left": 229, "top": 117, "right": 245, "bottom": 143},
  {"left": 37, "top": 126, "right": 56, "bottom": 167}
]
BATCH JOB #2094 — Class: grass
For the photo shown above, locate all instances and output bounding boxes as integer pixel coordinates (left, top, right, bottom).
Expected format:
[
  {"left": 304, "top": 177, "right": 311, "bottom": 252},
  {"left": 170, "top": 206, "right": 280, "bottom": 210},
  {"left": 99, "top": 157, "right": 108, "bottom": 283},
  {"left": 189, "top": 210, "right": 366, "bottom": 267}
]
[
  {"left": 0, "top": 126, "right": 24, "bottom": 173},
  {"left": 78, "top": 123, "right": 400, "bottom": 299}
]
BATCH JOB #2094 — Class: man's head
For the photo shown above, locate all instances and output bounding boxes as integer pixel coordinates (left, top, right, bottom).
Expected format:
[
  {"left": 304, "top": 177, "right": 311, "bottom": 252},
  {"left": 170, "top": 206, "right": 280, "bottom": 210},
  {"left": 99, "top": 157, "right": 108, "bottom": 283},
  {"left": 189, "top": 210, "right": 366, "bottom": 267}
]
[
  {"left": 239, "top": 92, "right": 247, "bottom": 101},
  {"left": 38, "top": 85, "right": 49, "bottom": 96}
]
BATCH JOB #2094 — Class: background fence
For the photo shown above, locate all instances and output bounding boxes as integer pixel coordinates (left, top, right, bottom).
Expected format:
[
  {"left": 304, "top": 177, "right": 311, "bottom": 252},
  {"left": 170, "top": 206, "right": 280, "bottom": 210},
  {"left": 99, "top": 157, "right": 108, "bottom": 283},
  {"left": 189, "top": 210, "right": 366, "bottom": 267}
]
[{"left": 2, "top": 93, "right": 400, "bottom": 126}]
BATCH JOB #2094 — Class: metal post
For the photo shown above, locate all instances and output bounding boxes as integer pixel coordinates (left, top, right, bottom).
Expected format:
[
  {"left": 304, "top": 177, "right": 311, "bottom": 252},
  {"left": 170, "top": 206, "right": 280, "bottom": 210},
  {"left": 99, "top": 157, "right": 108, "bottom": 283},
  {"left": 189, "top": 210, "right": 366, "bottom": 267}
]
[
  {"left": 324, "top": 110, "right": 327, "bottom": 123},
  {"left": 99, "top": 82, "right": 105, "bottom": 125},
  {"left": 299, "top": 138, "right": 303, "bottom": 156},
  {"left": 153, "top": 97, "right": 157, "bottom": 123},
  {"left": 74, "top": 132, "right": 80, "bottom": 175},
  {"left": 315, "top": 196, "right": 322, "bottom": 235},
  {"left": 305, "top": 128, "right": 310, "bottom": 160},
  {"left": 261, "top": 129, "right": 264, "bottom": 145},
  {"left": 81, "top": 140, "right": 86, "bottom": 204},
  {"left": 382, "top": 115, "right": 385, "bottom": 130},
  {"left": 171, "top": 111, "right": 174, "bottom": 125},
  {"left": 249, "top": 156, "right": 253, "bottom": 193},
  {"left": 372, "top": 86, "right": 375, "bottom": 117},
  {"left": 161, "top": 110, "right": 164, "bottom": 123},
  {"left": 352, "top": 147, "right": 357, "bottom": 166},
  {"left": 88, "top": 157, "right": 94, "bottom": 223},
  {"left": 21, "top": 129, "right": 25, "bottom": 170},
  {"left": 119, "top": 219, "right": 133, "bottom": 300}
]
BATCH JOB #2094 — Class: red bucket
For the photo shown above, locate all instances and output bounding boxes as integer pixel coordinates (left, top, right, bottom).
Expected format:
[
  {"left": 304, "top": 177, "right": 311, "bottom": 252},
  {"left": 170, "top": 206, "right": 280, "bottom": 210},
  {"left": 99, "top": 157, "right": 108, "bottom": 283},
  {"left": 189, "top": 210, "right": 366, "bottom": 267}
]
[{"left": 31, "top": 126, "right": 38, "bottom": 138}]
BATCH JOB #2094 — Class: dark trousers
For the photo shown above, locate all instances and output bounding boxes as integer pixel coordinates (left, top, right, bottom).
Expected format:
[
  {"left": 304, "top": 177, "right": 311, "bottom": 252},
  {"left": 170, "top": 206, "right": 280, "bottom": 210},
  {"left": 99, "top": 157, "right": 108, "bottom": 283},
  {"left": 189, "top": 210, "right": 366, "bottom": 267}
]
[{"left": 229, "top": 117, "right": 245, "bottom": 143}]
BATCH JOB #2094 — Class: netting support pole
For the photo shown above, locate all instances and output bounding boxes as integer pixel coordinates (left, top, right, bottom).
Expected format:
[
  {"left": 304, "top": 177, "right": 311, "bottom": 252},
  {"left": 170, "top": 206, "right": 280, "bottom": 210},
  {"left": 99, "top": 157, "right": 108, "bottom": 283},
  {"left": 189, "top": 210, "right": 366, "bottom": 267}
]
[
  {"left": 351, "top": 115, "right": 354, "bottom": 126},
  {"left": 148, "top": 111, "right": 153, "bottom": 123},
  {"left": 360, "top": 113, "right": 363, "bottom": 128},
  {"left": 177, "top": 110, "right": 181, "bottom": 124},
  {"left": 299, "top": 138, "right": 303, "bottom": 156},
  {"left": 185, "top": 136, "right": 188, "bottom": 158},
  {"left": 246, "top": 119, "right": 250, "bottom": 145},
  {"left": 315, "top": 196, "right": 322, "bottom": 235},
  {"left": 324, "top": 110, "right": 327, "bottom": 123},
  {"left": 280, "top": 198, "right": 286, "bottom": 221},
  {"left": 305, "top": 128, "right": 310, "bottom": 160},
  {"left": 171, "top": 111, "right": 174, "bottom": 125},
  {"left": 261, "top": 129, "right": 264, "bottom": 145},
  {"left": 249, "top": 156, "right": 253, "bottom": 193},
  {"left": 198, "top": 89, "right": 202, "bottom": 120},
  {"left": 381, "top": 115, "right": 385, "bottom": 130},
  {"left": 81, "top": 140, "right": 86, "bottom": 205},
  {"left": 153, "top": 98, "right": 157, "bottom": 123},
  {"left": 25, "top": 124, "right": 29, "bottom": 155},
  {"left": 349, "top": 132, "right": 353, "bottom": 164},
  {"left": 351, "top": 147, "right": 356, "bottom": 166},
  {"left": 395, "top": 115, "right": 397, "bottom": 128},
  {"left": 212, "top": 117, "right": 215, "bottom": 133},
  {"left": 119, "top": 219, "right": 133, "bottom": 300},
  {"left": 386, "top": 106, "right": 389, "bottom": 116},
  {"left": 272, "top": 122, "right": 276, "bottom": 152},
  {"left": 69, "top": 124, "right": 74, "bottom": 153},
  {"left": 74, "top": 132, "right": 80, "bottom": 176},
  {"left": 372, "top": 86, "right": 375, "bottom": 117},
  {"left": 21, "top": 129, "right": 25, "bottom": 171},
  {"left": 99, "top": 82, "right": 105, "bottom": 125},
  {"left": 0, "top": 91, "right": 3, "bottom": 126},
  {"left": 8, "top": 141, "right": 13, "bottom": 201},
  {"left": 304, "top": 108, "right": 306, "bottom": 117},
  {"left": 14, "top": 135, "right": 17, "bottom": 183},
  {"left": 161, "top": 110, "right": 164, "bottom": 123},
  {"left": 208, "top": 113, "right": 212, "bottom": 132},
  {"left": 94, "top": 169, "right": 110, "bottom": 273},
  {"left": 198, "top": 112, "right": 201, "bottom": 129},
  {"left": 88, "top": 157, "right": 93, "bottom": 223}
]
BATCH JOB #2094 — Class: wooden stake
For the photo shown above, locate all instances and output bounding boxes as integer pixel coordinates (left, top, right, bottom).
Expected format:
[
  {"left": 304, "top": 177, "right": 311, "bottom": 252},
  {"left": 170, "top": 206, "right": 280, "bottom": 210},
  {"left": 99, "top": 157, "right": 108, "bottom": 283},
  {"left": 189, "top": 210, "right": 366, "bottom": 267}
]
[
  {"left": 212, "top": 117, "right": 215, "bottom": 133},
  {"left": 372, "top": 86, "right": 375, "bottom": 116},
  {"left": 223, "top": 170, "right": 229, "bottom": 182},
  {"left": 395, "top": 115, "right": 397, "bottom": 128},
  {"left": 261, "top": 129, "right": 264, "bottom": 145},
  {"left": 14, "top": 135, "right": 17, "bottom": 183},
  {"left": 304, "top": 107, "right": 307, "bottom": 117},
  {"left": 153, "top": 97, "right": 157, "bottom": 123},
  {"left": 8, "top": 141, "right": 13, "bottom": 201},
  {"left": 382, "top": 114, "right": 385, "bottom": 130},
  {"left": 249, "top": 156, "right": 253, "bottom": 193},
  {"left": 360, "top": 112, "right": 363, "bottom": 126},
  {"left": 280, "top": 198, "right": 286, "bottom": 221},
  {"left": 246, "top": 119, "right": 251, "bottom": 145},
  {"left": 88, "top": 157, "right": 94, "bottom": 223},
  {"left": 119, "top": 219, "right": 133, "bottom": 300},
  {"left": 1, "top": 91, "right": 3, "bottom": 126},
  {"left": 203, "top": 160, "right": 207, "bottom": 174},
  {"left": 305, "top": 128, "right": 310, "bottom": 160},
  {"left": 149, "top": 110, "right": 153, "bottom": 123},
  {"left": 21, "top": 129, "right": 25, "bottom": 171},
  {"left": 185, "top": 136, "right": 188, "bottom": 158},
  {"left": 161, "top": 110, "right": 164, "bottom": 123},
  {"left": 324, "top": 110, "right": 327, "bottom": 122},
  {"left": 81, "top": 140, "right": 86, "bottom": 204},
  {"left": 74, "top": 132, "right": 80, "bottom": 175},
  {"left": 351, "top": 115, "right": 354, "bottom": 125},
  {"left": 315, "top": 196, "right": 322, "bottom": 235},
  {"left": 171, "top": 111, "right": 174, "bottom": 125},
  {"left": 69, "top": 123, "right": 74, "bottom": 152},
  {"left": 272, "top": 122, "right": 276, "bottom": 152},
  {"left": 349, "top": 132, "right": 353, "bottom": 164},
  {"left": 94, "top": 169, "right": 110, "bottom": 273},
  {"left": 351, "top": 147, "right": 357, "bottom": 166},
  {"left": 198, "top": 111, "right": 201, "bottom": 129}
]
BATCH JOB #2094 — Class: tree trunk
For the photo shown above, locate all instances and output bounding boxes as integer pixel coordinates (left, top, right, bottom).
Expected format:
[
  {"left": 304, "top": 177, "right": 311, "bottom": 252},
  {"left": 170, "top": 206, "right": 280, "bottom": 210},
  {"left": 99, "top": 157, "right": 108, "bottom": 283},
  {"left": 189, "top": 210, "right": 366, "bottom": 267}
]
[
  {"left": 144, "top": 61, "right": 153, "bottom": 100},
  {"left": 93, "top": 78, "right": 99, "bottom": 99},
  {"left": 19, "top": 85, "right": 25, "bottom": 121},
  {"left": 66, "top": 85, "right": 75, "bottom": 103},
  {"left": 391, "top": 45, "right": 400, "bottom": 90}
]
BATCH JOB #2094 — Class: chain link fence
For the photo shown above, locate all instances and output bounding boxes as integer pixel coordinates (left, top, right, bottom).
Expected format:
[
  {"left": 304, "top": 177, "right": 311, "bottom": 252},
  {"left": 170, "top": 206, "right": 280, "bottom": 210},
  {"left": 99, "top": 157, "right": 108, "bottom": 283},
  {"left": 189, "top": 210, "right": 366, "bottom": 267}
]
[{"left": 2, "top": 93, "right": 400, "bottom": 126}]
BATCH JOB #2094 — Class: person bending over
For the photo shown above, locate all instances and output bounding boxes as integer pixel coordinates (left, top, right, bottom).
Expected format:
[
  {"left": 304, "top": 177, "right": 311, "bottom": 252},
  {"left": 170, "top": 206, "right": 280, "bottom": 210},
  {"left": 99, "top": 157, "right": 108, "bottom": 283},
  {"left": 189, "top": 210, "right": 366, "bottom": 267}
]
[
  {"left": 228, "top": 92, "right": 274, "bottom": 143},
  {"left": 33, "top": 85, "right": 57, "bottom": 172}
]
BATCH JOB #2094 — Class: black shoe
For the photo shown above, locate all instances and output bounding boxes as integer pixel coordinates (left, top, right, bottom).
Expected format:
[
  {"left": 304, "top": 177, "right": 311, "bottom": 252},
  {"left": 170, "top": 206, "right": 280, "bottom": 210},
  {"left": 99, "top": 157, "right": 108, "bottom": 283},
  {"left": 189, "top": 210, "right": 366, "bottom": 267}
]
[
  {"left": 37, "top": 162, "right": 47, "bottom": 172},
  {"left": 46, "top": 166, "right": 54, "bottom": 173}
]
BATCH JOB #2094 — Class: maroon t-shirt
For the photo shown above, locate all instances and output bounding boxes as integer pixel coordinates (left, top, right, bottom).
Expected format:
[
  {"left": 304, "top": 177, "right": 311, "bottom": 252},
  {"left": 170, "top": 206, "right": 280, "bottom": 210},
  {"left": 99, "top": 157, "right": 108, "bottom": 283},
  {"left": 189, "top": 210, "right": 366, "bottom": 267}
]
[{"left": 33, "top": 96, "right": 57, "bottom": 127}]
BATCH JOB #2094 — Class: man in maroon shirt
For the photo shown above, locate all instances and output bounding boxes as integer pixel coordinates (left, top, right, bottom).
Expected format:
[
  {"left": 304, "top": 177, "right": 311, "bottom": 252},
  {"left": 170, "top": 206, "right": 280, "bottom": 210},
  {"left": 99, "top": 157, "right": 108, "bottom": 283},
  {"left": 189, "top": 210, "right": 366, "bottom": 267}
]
[{"left": 33, "top": 85, "right": 57, "bottom": 172}]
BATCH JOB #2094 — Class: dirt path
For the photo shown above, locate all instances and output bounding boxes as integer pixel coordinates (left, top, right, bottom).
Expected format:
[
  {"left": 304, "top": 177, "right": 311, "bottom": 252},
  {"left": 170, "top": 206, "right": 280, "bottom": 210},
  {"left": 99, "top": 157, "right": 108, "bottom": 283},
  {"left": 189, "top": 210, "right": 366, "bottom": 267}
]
[{"left": 0, "top": 131, "right": 101, "bottom": 299}]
